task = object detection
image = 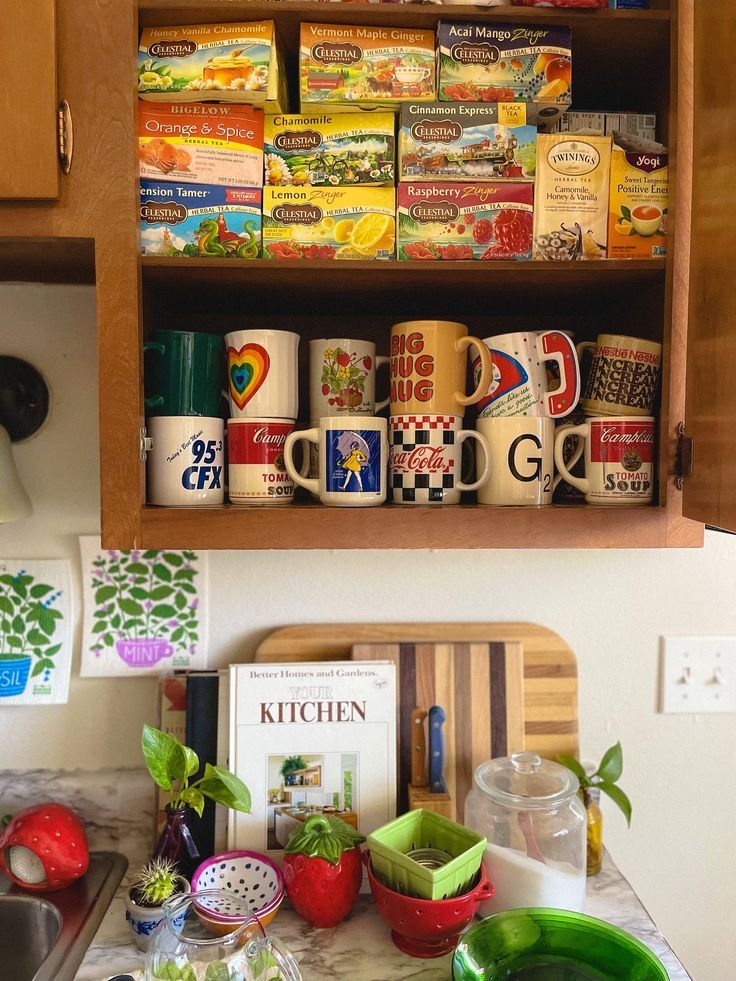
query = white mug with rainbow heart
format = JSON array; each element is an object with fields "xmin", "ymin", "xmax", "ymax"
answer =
[{"xmin": 225, "ymin": 329, "xmax": 299, "ymax": 419}]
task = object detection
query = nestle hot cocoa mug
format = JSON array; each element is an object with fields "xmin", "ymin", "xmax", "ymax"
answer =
[
  {"xmin": 577, "ymin": 334, "xmax": 662, "ymax": 416},
  {"xmin": 227, "ymin": 418, "xmax": 295, "ymax": 505}
]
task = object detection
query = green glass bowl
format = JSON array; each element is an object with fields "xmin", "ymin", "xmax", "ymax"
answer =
[{"xmin": 452, "ymin": 908, "xmax": 669, "ymax": 980}]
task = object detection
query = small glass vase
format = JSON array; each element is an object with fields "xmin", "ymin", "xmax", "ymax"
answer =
[
  {"xmin": 153, "ymin": 805, "xmax": 201, "ymax": 880},
  {"xmin": 585, "ymin": 789, "xmax": 603, "ymax": 876}
]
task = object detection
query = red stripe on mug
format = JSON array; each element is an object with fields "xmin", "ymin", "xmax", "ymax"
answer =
[
  {"xmin": 589, "ymin": 418, "xmax": 654, "ymax": 465},
  {"xmin": 227, "ymin": 420, "xmax": 295, "ymax": 465}
]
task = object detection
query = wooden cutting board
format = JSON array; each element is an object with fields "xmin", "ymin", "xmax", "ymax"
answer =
[{"xmin": 353, "ymin": 642, "xmax": 525, "ymax": 819}]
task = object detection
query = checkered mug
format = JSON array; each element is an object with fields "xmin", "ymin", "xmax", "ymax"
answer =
[{"xmin": 389, "ymin": 415, "xmax": 490, "ymax": 505}]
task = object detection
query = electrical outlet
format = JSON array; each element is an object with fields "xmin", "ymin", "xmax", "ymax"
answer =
[{"xmin": 660, "ymin": 637, "xmax": 736, "ymax": 713}]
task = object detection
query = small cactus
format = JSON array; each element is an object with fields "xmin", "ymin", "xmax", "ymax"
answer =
[{"xmin": 133, "ymin": 857, "xmax": 180, "ymax": 907}]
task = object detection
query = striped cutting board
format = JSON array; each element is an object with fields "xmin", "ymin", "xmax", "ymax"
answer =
[{"xmin": 353, "ymin": 642, "xmax": 525, "ymax": 820}]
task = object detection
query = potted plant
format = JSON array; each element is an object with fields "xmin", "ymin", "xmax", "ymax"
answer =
[
  {"xmin": 0, "ymin": 568, "xmax": 63, "ymax": 697},
  {"xmin": 124, "ymin": 857, "xmax": 190, "ymax": 951},
  {"xmin": 556, "ymin": 742, "xmax": 632, "ymax": 876},
  {"xmin": 279, "ymin": 755, "xmax": 308, "ymax": 787}
]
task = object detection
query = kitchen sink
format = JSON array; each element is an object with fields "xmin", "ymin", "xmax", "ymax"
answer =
[{"xmin": 0, "ymin": 850, "xmax": 128, "ymax": 981}]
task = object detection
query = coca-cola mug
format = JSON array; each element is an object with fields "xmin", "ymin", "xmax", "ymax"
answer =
[
  {"xmin": 389, "ymin": 415, "xmax": 490, "ymax": 505},
  {"xmin": 554, "ymin": 415, "xmax": 656, "ymax": 506},
  {"xmin": 227, "ymin": 418, "xmax": 295, "ymax": 505}
]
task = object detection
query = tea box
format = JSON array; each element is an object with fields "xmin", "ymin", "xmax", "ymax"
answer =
[
  {"xmin": 397, "ymin": 182, "xmax": 534, "ymax": 260},
  {"xmin": 533, "ymin": 133, "xmax": 612, "ymax": 260},
  {"xmin": 437, "ymin": 22, "xmax": 572, "ymax": 110},
  {"xmin": 139, "ymin": 180, "xmax": 261, "ymax": 258},
  {"xmin": 399, "ymin": 102, "xmax": 536, "ymax": 182},
  {"xmin": 137, "ymin": 21, "xmax": 287, "ymax": 111},
  {"xmin": 264, "ymin": 111, "xmax": 396, "ymax": 187},
  {"xmin": 552, "ymin": 111, "xmax": 656, "ymax": 141},
  {"xmin": 263, "ymin": 186, "xmax": 396, "ymax": 260},
  {"xmin": 608, "ymin": 140, "xmax": 668, "ymax": 259},
  {"xmin": 299, "ymin": 23, "xmax": 436, "ymax": 109},
  {"xmin": 139, "ymin": 102, "xmax": 264, "ymax": 188}
]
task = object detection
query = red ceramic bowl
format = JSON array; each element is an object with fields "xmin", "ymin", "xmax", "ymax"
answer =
[{"xmin": 366, "ymin": 856, "xmax": 493, "ymax": 958}]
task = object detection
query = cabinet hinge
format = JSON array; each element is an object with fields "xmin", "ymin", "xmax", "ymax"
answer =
[
  {"xmin": 140, "ymin": 427, "xmax": 153, "ymax": 462},
  {"xmin": 57, "ymin": 100, "xmax": 73, "ymax": 174},
  {"xmin": 675, "ymin": 421, "xmax": 693, "ymax": 490}
]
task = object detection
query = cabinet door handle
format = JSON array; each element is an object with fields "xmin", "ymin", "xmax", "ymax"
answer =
[{"xmin": 57, "ymin": 99, "xmax": 74, "ymax": 175}]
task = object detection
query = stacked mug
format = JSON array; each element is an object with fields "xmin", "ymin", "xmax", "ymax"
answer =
[
  {"xmin": 145, "ymin": 329, "xmax": 226, "ymax": 507},
  {"xmin": 284, "ymin": 339, "xmax": 390, "ymax": 507},
  {"xmin": 225, "ymin": 329, "xmax": 300, "ymax": 505}
]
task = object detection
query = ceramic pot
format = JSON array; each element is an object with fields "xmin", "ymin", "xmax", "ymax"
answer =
[{"xmin": 125, "ymin": 876, "xmax": 190, "ymax": 951}]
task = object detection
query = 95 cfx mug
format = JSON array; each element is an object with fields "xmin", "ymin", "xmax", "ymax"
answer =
[
  {"xmin": 225, "ymin": 329, "xmax": 299, "ymax": 419},
  {"xmin": 309, "ymin": 338, "xmax": 389, "ymax": 418},
  {"xmin": 147, "ymin": 417, "xmax": 224, "ymax": 507},
  {"xmin": 577, "ymin": 334, "xmax": 662, "ymax": 416}
]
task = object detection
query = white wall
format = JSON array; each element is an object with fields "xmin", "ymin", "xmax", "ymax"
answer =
[{"xmin": 1, "ymin": 284, "xmax": 732, "ymax": 979}]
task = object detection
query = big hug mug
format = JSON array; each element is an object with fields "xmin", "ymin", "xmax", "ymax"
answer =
[{"xmin": 225, "ymin": 329, "xmax": 299, "ymax": 419}]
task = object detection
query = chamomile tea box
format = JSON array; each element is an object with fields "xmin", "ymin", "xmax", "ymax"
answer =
[
  {"xmin": 137, "ymin": 21, "xmax": 287, "ymax": 111},
  {"xmin": 263, "ymin": 186, "xmax": 396, "ymax": 260},
  {"xmin": 608, "ymin": 139, "xmax": 668, "ymax": 259},
  {"xmin": 264, "ymin": 111, "xmax": 396, "ymax": 187},
  {"xmin": 139, "ymin": 180, "xmax": 261, "ymax": 259}
]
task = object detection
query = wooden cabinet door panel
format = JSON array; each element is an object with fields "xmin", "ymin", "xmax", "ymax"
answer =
[{"xmin": 0, "ymin": 0, "xmax": 59, "ymax": 199}]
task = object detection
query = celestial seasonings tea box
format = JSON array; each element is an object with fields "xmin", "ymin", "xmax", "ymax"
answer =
[
  {"xmin": 264, "ymin": 111, "xmax": 396, "ymax": 187},
  {"xmin": 608, "ymin": 140, "xmax": 668, "ymax": 259}
]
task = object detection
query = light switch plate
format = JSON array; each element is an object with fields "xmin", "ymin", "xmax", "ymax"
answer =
[{"xmin": 660, "ymin": 636, "xmax": 736, "ymax": 713}]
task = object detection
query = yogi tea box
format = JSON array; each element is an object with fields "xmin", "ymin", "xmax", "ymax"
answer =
[
  {"xmin": 263, "ymin": 186, "xmax": 396, "ymax": 260},
  {"xmin": 137, "ymin": 21, "xmax": 287, "ymax": 111},
  {"xmin": 397, "ymin": 182, "xmax": 533, "ymax": 261},
  {"xmin": 300, "ymin": 23, "xmax": 436, "ymax": 110},
  {"xmin": 140, "ymin": 181, "xmax": 261, "ymax": 259},
  {"xmin": 608, "ymin": 140, "xmax": 668, "ymax": 259},
  {"xmin": 437, "ymin": 22, "xmax": 572, "ymax": 114},
  {"xmin": 139, "ymin": 102, "xmax": 264, "ymax": 188},
  {"xmin": 399, "ymin": 102, "xmax": 536, "ymax": 182}
]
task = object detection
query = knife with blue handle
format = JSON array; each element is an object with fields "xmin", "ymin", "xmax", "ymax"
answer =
[{"xmin": 428, "ymin": 705, "xmax": 447, "ymax": 794}]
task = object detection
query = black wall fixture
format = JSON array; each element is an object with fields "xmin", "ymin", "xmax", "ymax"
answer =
[{"xmin": 0, "ymin": 356, "xmax": 49, "ymax": 442}]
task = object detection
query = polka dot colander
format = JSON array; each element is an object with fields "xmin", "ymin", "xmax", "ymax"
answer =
[{"xmin": 191, "ymin": 851, "xmax": 284, "ymax": 922}]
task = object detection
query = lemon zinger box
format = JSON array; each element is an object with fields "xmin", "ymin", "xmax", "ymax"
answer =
[
  {"xmin": 608, "ymin": 140, "xmax": 668, "ymax": 259},
  {"xmin": 263, "ymin": 187, "xmax": 396, "ymax": 260},
  {"xmin": 138, "ymin": 21, "xmax": 286, "ymax": 110}
]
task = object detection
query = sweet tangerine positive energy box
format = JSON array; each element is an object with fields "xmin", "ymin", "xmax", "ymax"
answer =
[
  {"xmin": 608, "ymin": 143, "xmax": 668, "ymax": 259},
  {"xmin": 397, "ymin": 182, "xmax": 533, "ymax": 260},
  {"xmin": 263, "ymin": 186, "xmax": 396, "ymax": 260}
]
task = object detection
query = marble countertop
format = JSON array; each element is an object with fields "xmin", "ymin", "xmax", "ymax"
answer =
[{"xmin": 76, "ymin": 851, "xmax": 690, "ymax": 981}]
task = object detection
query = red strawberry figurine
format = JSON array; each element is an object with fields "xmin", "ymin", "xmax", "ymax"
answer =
[
  {"xmin": 0, "ymin": 802, "xmax": 89, "ymax": 892},
  {"xmin": 283, "ymin": 815, "xmax": 365, "ymax": 928}
]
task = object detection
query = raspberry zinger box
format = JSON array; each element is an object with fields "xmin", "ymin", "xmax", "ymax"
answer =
[{"xmin": 398, "ymin": 182, "xmax": 533, "ymax": 260}]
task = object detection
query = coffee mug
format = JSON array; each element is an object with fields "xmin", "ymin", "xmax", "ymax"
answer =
[
  {"xmin": 577, "ymin": 334, "xmax": 662, "ymax": 416},
  {"xmin": 225, "ymin": 329, "xmax": 299, "ymax": 418},
  {"xmin": 144, "ymin": 329, "xmax": 224, "ymax": 418},
  {"xmin": 554, "ymin": 415, "xmax": 655, "ymax": 506},
  {"xmin": 389, "ymin": 415, "xmax": 490, "ymax": 505},
  {"xmin": 228, "ymin": 418, "xmax": 295, "ymax": 505},
  {"xmin": 389, "ymin": 320, "xmax": 492, "ymax": 416},
  {"xmin": 284, "ymin": 416, "xmax": 388, "ymax": 507},
  {"xmin": 310, "ymin": 339, "xmax": 389, "ymax": 418},
  {"xmin": 473, "ymin": 330, "xmax": 580, "ymax": 419},
  {"xmin": 147, "ymin": 416, "xmax": 224, "ymax": 506}
]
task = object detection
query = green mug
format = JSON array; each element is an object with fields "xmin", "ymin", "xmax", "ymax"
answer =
[{"xmin": 144, "ymin": 329, "xmax": 224, "ymax": 418}]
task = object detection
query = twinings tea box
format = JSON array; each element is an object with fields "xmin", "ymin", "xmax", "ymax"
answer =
[
  {"xmin": 263, "ymin": 186, "xmax": 396, "ymax": 260},
  {"xmin": 299, "ymin": 23, "xmax": 436, "ymax": 110},
  {"xmin": 137, "ymin": 21, "xmax": 287, "ymax": 110},
  {"xmin": 139, "ymin": 102, "xmax": 264, "ymax": 188},
  {"xmin": 139, "ymin": 180, "xmax": 261, "ymax": 258},
  {"xmin": 399, "ymin": 102, "xmax": 536, "ymax": 182},
  {"xmin": 264, "ymin": 111, "xmax": 396, "ymax": 187},
  {"xmin": 397, "ymin": 182, "xmax": 533, "ymax": 260},
  {"xmin": 608, "ymin": 142, "xmax": 668, "ymax": 259},
  {"xmin": 437, "ymin": 22, "xmax": 572, "ymax": 110},
  {"xmin": 533, "ymin": 133, "xmax": 612, "ymax": 260}
]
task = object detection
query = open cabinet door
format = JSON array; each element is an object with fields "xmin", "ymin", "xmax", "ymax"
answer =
[{"xmin": 682, "ymin": 4, "xmax": 736, "ymax": 530}]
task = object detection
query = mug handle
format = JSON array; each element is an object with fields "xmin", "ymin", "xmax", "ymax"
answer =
[
  {"xmin": 143, "ymin": 342, "xmax": 166, "ymax": 410},
  {"xmin": 553, "ymin": 422, "xmax": 590, "ymax": 494},
  {"xmin": 144, "ymin": 395, "xmax": 164, "ymax": 409},
  {"xmin": 284, "ymin": 429, "xmax": 319, "ymax": 495},
  {"xmin": 456, "ymin": 430, "xmax": 491, "ymax": 492},
  {"xmin": 374, "ymin": 355, "xmax": 390, "ymax": 413},
  {"xmin": 538, "ymin": 331, "xmax": 580, "ymax": 418},
  {"xmin": 576, "ymin": 340, "xmax": 596, "ymax": 392},
  {"xmin": 552, "ymin": 425, "xmax": 585, "ymax": 491},
  {"xmin": 456, "ymin": 336, "xmax": 492, "ymax": 408}
]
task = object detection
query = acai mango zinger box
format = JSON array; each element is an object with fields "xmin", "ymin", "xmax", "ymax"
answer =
[{"xmin": 139, "ymin": 180, "xmax": 261, "ymax": 259}]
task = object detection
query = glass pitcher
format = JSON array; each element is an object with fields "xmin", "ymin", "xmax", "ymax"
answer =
[{"xmin": 145, "ymin": 889, "xmax": 302, "ymax": 981}]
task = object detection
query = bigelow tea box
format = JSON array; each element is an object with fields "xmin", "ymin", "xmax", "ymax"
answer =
[
  {"xmin": 399, "ymin": 102, "xmax": 536, "ymax": 182},
  {"xmin": 264, "ymin": 111, "xmax": 396, "ymax": 187},
  {"xmin": 263, "ymin": 186, "xmax": 396, "ymax": 260},
  {"xmin": 397, "ymin": 182, "xmax": 533, "ymax": 260},
  {"xmin": 137, "ymin": 21, "xmax": 287, "ymax": 110},
  {"xmin": 437, "ymin": 22, "xmax": 572, "ymax": 110},
  {"xmin": 608, "ymin": 142, "xmax": 668, "ymax": 259},
  {"xmin": 299, "ymin": 23, "xmax": 436, "ymax": 110},
  {"xmin": 139, "ymin": 180, "xmax": 261, "ymax": 258},
  {"xmin": 139, "ymin": 102, "xmax": 264, "ymax": 188}
]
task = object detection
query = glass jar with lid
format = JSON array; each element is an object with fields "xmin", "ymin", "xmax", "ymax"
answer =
[{"xmin": 464, "ymin": 752, "xmax": 586, "ymax": 917}]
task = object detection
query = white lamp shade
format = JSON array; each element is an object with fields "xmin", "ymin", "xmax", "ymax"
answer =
[{"xmin": 0, "ymin": 424, "xmax": 32, "ymax": 522}]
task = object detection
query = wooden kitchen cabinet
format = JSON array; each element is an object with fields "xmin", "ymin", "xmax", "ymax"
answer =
[{"xmin": 0, "ymin": 0, "xmax": 732, "ymax": 549}]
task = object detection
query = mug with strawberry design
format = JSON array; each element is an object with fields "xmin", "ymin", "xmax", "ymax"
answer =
[{"xmin": 310, "ymin": 338, "xmax": 389, "ymax": 418}]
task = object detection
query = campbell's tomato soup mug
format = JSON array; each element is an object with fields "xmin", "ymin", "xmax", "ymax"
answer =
[{"xmin": 227, "ymin": 418, "xmax": 295, "ymax": 505}]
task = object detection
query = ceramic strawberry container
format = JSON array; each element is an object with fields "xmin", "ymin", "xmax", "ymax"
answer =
[{"xmin": 0, "ymin": 801, "xmax": 89, "ymax": 892}]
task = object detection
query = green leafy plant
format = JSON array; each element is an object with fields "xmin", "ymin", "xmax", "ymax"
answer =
[
  {"xmin": 0, "ymin": 569, "xmax": 63, "ymax": 678},
  {"xmin": 279, "ymin": 755, "xmax": 308, "ymax": 780},
  {"xmin": 132, "ymin": 857, "xmax": 182, "ymax": 907},
  {"xmin": 142, "ymin": 724, "xmax": 251, "ymax": 818},
  {"xmin": 556, "ymin": 741, "xmax": 632, "ymax": 826},
  {"xmin": 284, "ymin": 815, "xmax": 365, "ymax": 865}
]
